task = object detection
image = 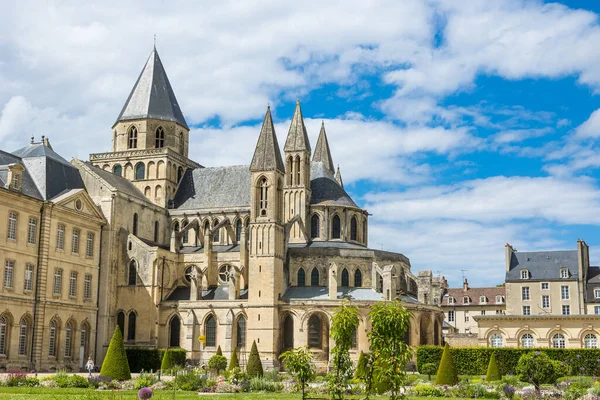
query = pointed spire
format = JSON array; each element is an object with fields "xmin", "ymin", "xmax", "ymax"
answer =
[
  {"xmin": 114, "ymin": 47, "xmax": 188, "ymax": 129},
  {"xmin": 312, "ymin": 121, "xmax": 335, "ymax": 173},
  {"xmin": 335, "ymin": 165, "xmax": 344, "ymax": 188},
  {"xmin": 284, "ymin": 100, "xmax": 311, "ymax": 153},
  {"xmin": 250, "ymin": 106, "xmax": 285, "ymax": 172}
]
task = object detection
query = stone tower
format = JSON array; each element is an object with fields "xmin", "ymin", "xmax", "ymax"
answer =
[
  {"xmin": 89, "ymin": 46, "xmax": 200, "ymax": 207},
  {"xmin": 283, "ymin": 100, "xmax": 311, "ymax": 243},
  {"xmin": 247, "ymin": 106, "xmax": 286, "ymax": 365}
]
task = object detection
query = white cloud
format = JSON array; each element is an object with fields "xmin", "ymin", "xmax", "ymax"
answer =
[{"xmin": 575, "ymin": 109, "xmax": 600, "ymax": 139}]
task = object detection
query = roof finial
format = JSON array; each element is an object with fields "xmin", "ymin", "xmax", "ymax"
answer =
[
  {"xmin": 153, "ymin": 34, "xmax": 156, "ymax": 49},
  {"xmin": 30, "ymin": 136, "xmax": 34, "ymax": 144}
]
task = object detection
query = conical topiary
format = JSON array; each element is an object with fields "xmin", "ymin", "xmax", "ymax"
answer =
[
  {"xmin": 246, "ymin": 340, "xmax": 263, "ymax": 377},
  {"xmin": 216, "ymin": 345, "xmax": 223, "ymax": 356},
  {"xmin": 161, "ymin": 348, "xmax": 174, "ymax": 371},
  {"xmin": 485, "ymin": 352, "xmax": 502, "ymax": 382},
  {"xmin": 228, "ymin": 348, "xmax": 239, "ymax": 371},
  {"xmin": 100, "ymin": 326, "xmax": 131, "ymax": 381},
  {"xmin": 434, "ymin": 343, "xmax": 458, "ymax": 385}
]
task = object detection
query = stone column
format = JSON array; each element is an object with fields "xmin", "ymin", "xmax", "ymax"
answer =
[{"xmin": 329, "ymin": 262, "xmax": 338, "ymax": 300}]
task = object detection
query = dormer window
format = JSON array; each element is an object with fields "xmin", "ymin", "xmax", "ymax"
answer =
[
  {"xmin": 496, "ymin": 295, "xmax": 503, "ymax": 304},
  {"xmin": 12, "ymin": 173, "xmax": 20, "ymax": 189},
  {"xmin": 463, "ymin": 296, "xmax": 470, "ymax": 304},
  {"xmin": 480, "ymin": 296, "xmax": 486, "ymax": 303},
  {"xmin": 595, "ymin": 289, "xmax": 600, "ymax": 299},
  {"xmin": 7, "ymin": 163, "xmax": 24, "ymax": 192},
  {"xmin": 560, "ymin": 268, "xmax": 569, "ymax": 279},
  {"xmin": 520, "ymin": 269, "xmax": 529, "ymax": 279},
  {"xmin": 448, "ymin": 296, "xmax": 455, "ymax": 304}
]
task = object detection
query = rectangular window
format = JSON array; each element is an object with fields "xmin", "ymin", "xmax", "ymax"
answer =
[
  {"xmin": 522, "ymin": 286, "xmax": 530, "ymax": 301},
  {"xmin": 562, "ymin": 305, "xmax": 570, "ymax": 315},
  {"xmin": 84, "ymin": 274, "xmax": 92, "ymax": 300},
  {"xmin": 72, "ymin": 229, "xmax": 80, "ymax": 254},
  {"xmin": 448, "ymin": 311, "xmax": 455, "ymax": 322},
  {"xmin": 53, "ymin": 269, "xmax": 62, "ymax": 295},
  {"xmin": 595, "ymin": 289, "xmax": 600, "ymax": 299},
  {"xmin": 448, "ymin": 297, "xmax": 454, "ymax": 304},
  {"xmin": 86, "ymin": 232, "xmax": 94, "ymax": 257},
  {"xmin": 481, "ymin": 310, "xmax": 486, "ymax": 315},
  {"xmin": 595, "ymin": 306, "xmax": 600, "ymax": 315},
  {"xmin": 542, "ymin": 295, "xmax": 550, "ymax": 308},
  {"xmin": 27, "ymin": 217, "xmax": 37, "ymax": 244},
  {"xmin": 561, "ymin": 285, "xmax": 570, "ymax": 300},
  {"xmin": 521, "ymin": 270, "xmax": 528, "ymax": 279},
  {"xmin": 523, "ymin": 306, "xmax": 531, "ymax": 315},
  {"xmin": 4, "ymin": 260, "xmax": 14, "ymax": 288},
  {"xmin": 57, "ymin": 225, "xmax": 65, "ymax": 250},
  {"xmin": 69, "ymin": 272, "xmax": 77, "ymax": 297},
  {"xmin": 7, "ymin": 212, "xmax": 17, "ymax": 240},
  {"xmin": 561, "ymin": 269, "xmax": 569, "ymax": 278},
  {"xmin": 24, "ymin": 264, "xmax": 33, "ymax": 291},
  {"xmin": 464, "ymin": 311, "xmax": 469, "ymax": 322},
  {"xmin": 496, "ymin": 295, "xmax": 503, "ymax": 303},
  {"xmin": 541, "ymin": 282, "xmax": 549, "ymax": 290},
  {"xmin": 480, "ymin": 296, "xmax": 486, "ymax": 303}
]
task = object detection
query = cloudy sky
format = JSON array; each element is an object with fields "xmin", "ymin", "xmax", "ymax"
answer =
[{"xmin": 2, "ymin": 0, "xmax": 600, "ymax": 287}]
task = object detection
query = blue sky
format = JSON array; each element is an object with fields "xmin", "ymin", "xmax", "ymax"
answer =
[{"xmin": 1, "ymin": 1, "xmax": 600, "ymax": 287}]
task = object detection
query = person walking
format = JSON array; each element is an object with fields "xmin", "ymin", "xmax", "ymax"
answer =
[{"xmin": 85, "ymin": 356, "xmax": 95, "ymax": 377}]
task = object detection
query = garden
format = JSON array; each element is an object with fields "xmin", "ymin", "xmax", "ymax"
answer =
[{"xmin": 3, "ymin": 302, "xmax": 600, "ymax": 399}]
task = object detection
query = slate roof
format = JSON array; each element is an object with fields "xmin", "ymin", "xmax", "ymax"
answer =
[
  {"xmin": 442, "ymin": 286, "xmax": 505, "ymax": 306},
  {"xmin": 165, "ymin": 286, "xmax": 248, "ymax": 301},
  {"xmin": 81, "ymin": 162, "xmax": 147, "ymax": 201},
  {"xmin": 312, "ymin": 122, "xmax": 335, "ymax": 173},
  {"xmin": 310, "ymin": 162, "xmax": 358, "ymax": 207},
  {"xmin": 178, "ymin": 244, "xmax": 241, "ymax": 254},
  {"xmin": 250, "ymin": 107, "xmax": 285, "ymax": 172},
  {"xmin": 335, "ymin": 166, "xmax": 344, "ymax": 188},
  {"xmin": 281, "ymin": 287, "xmax": 419, "ymax": 303},
  {"xmin": 284, "ymin": 100, "xmax": 311, "ymax": 153},
  {"xmin": 506, "ymin": 250, "xmax": 579, "ymax": 281},
  {"xmin": 114, "ymin": 47, "xmax": 188, "ymax": 129},
  {"xmin": 585, "ymin": 266, "xmax": 600, "ymax": 303},
  {"xmin": 0, "ymin": 150, "xmax": 42, "ymax": 199}
]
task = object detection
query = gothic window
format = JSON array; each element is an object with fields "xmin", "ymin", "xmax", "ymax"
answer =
[
  {"xmin": 287, "ymin": 156, "xmax": 293, "ymax": 185},
  {"xmin": 311, "ymin": 268, "xmax": 319, "ymax": 286},
  {"xmin": 169, "ymin": 315, "xmax": 181, "ymax": 347},
  {"xmin": 259, "ymin": 178, "xmax": 268, "ymax": 217},
  {"xmin": 117, "ymin": 312, "xmax": 125, "ymax": 336},
  {"xmin": 182, "ymin": 221, "xmax": 189, "ymax": 244},
  {"xmin": 213, "ymin": 219, "xmax": 220, "ymax": 242},
  {"xmin": 177, "ymin": 167, "xmax": 184, "ymax": 183},
  {"xmin": 332, "ymin": 215, "xmax": 341, "ymax": 239},
  {"xmin": 18, "ymin": 317, "xmax": 28, "ymax": 356},
  {"xmin": 48, "ymin": 319, "xmax": 57, "ymax": 356},
  {"xmin": 113, "ymin": 164, "xmax": 122, "ymax": 177},
  {"xmin": 135, "ymin": 162, "xmax": 145, "ymax": 180},
  {"xmin": 308, "ymin": 315, "xmax": 322, "ymax": 348},
  {"xmin": 64, "ymin": 321, "xmax": 73, "ymax": 358},
  {"xmin": 128, "ymin": 260, "xmax": 137, "ymax": 286},
  {"xmin": 354, "ymin": 269, "xmax": 363, "ymax": 288},
  {"xmin": 0, "ymin": 316, "xmax": 7, "ymax": 356},
  {"xmin": 154, "ymin": 221, "xmax": 159, "ymax": 243},
  {"xmin": 174, "ymin": 221, "xmax": 180, "ymax": 233},
  {"xmin": 295, "ymin": 155, "xmax": 301, "ymax": 185},
  {"xmin": 311, "ymin": 214, "xmax": 320, "ymax": 239},
  {"xmin": 155, "ymin": 127, "xmax": 165, "ymax": 148},
  {"xmin": 341, "ymin": 268, "xmax": 349, "ymax": 287},
  {"xmin": 297, "ymin": 268, "xmax": 305, "ymax": 287},
  {"xmin": 127, "ymin": 312, "xmax": 136, "ymax": 341},
  {"xmin": 205, "ymin": 315, "xmax": 216, "ymax": 347},
  {"xmin": 219, "ymin": 265, "xmax": 232, "ymax": 283},
  {"xmin": 128, "ymin": 126, "xmax": 138, "ymax": 149},
  {"xmin": 236, "ymin": 219, "xmax": 243, "ymax": 242},
  {"xmin": 132, "ymin": 213, "xmax": 138, "ymax": 236},
  {"xmin": 236, "ymin": 316, "xmax": 247, "ymax": 349},
  {"xmin": 350, "ymin": 216, "xmax": 358, "ymax": 241},
  {"xmin": 203, "ymin": 220, "xmax": 209, "ymax": 236}
]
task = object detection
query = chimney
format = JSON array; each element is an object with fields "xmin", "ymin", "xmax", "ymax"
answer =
[
  {"xmin": 463, "ymin": 278, "xmax": 469, "ymax": 291},
  {"xmin": 505, "ymin": 243, "xmax": 515, "ymax": 272}
]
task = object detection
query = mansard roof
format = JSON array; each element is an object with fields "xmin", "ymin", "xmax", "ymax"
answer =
[
  {"xmin": 114, "ymin": 47, "xmax": 188, "ymax": 129},
  {"xmin": 312, "ymin": 122, "xmax": 335, "ymax": 173},
  {"xmin": 250, "ymin": 106, "xmax": 285, "ymax": 172},
  {"xmin": 284, "ymin": 100, "xmax": 311, "ymax": 153},
  {"xmin": 506, "ymin": 250, "xmax": 579, "ymax": 281}
]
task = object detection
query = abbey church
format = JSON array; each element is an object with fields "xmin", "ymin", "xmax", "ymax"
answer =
[{"xmin": 0, "ymin": 47, "xmax": 444, "ymax": 372}]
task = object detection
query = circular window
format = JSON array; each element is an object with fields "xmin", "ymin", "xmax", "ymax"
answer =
[
  {"xmin": 75, "ymin": 199, "xmax": 83, "ymax": 211},
  {"xmin": 219, "ymin": 265, "xmax": 232, "ymax": 283},
  {"xmin": 184, "ymin": 266, "xmax": 194, "ymax": 284}
]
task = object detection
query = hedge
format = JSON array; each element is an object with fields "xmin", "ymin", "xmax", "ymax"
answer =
[
  {"xmin": 417, "ymin": 346, "xmax": 600, "ymax": 376},
  {"xmin": 125, "ymin": 348, "xmax": 187, "ymax": 372}
]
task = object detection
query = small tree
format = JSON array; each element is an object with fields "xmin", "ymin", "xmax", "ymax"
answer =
[
  {"xmin": 161, "ymin": 348, "xmax": 174, "ymax": 372},
  {"xmin": 280, "ymin": 346, "xmax": 316, "ymax": 400},
  {"xmin": 435, "ymin": 343, "xmax": 458, "ymax": 385},
  {"xmin": 485, "ymin": 352, "xmax": 501, "ymax": 382},
  {"xmin": 100, "ymin": 326, "xmax": 131, "ymax": 381},
  {"xmin": 246, "ymin": 340, "xmax": 263, "ymax": 377},
  {"xmin": 368, "ymin": 301, "xmax": 413, "ymax": 400},
  {"xmin": 208, "ymin": 354, "xmax": 227, "ymax": 374},
  {"xmin": 516, "ymin": 352, "xmax": 557, "ymax": 392},
  {"xmin": 328, "ymin": 302, "xmax": 360, "ymax": 400},
  {"xmin": 216, "ymin": 345, "xmax": 223, "ymax": 356},
  {"xmin": 228, "ymin": 348, "xmax": 239, "ymax": 371},
  {"xmin": 421, "ymin": 363, "xmax": 437, "ymax": 381}
]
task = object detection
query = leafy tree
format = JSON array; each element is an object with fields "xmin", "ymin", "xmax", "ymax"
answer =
[
  {"xmin": 328, "ymin": 302, "xmax": 360, "ymax": 400},
  {"xmin": 208, "ymin": 354, "xmax": 227, "ymax": 374},
  {"xmin": 246, "ymin": 340, "xmax": 263, "ymax": 377},
  {"xmin": 421, "ymin": 363, "xmax": 437, "ymax": 381},
  {"xmin": 435, "ymin": 343, "xmax": 458, "ymax": 385},
  {"xmin": 100, "ymin": 326, "xmax": 131, "ymax": 381},
  {"xmin": 368, "ymin": 300, "xmax": 413, "ymax": 400},
  {"xmin": 485, "ymin": 352, "xmax": 501, "ymax": 382},
  {"xmin": 216, "ymin": 345, "xmax": 223, "ymax": 356},
  {"xmin": 516, "ymin": 351, "xmax": 564, "ymax": 392},
  {"xmin": 228, "ymin": 348, "xmax": 239, "ymax": 371},
  {"xmin": 280, "ymin": 346, "xmax": 316, "ymax": 400}
]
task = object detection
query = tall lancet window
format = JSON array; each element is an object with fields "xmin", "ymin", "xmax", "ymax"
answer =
[
  {"xmin": 259, "ymin": 178, "xmax": 268, "ymax": 216},
  {"xmin": 295, "ymin": 156, "xmax": 301, "ymax": 185},
  {"xmin": 155, "ymin": 127, "xmax": 165, "ymax": 148},
  {"xmin": 128, "ymin": 126, "xmax": 138, "ymax": 149}
]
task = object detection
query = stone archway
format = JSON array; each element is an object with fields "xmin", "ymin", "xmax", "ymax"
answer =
[
  {"xmin": 306, "ymin": 312, "xmax": 330, "ymax": 364},
  {"xmin": 281, "ymin": 314, "xmax": 294, "ymax": 352},
  {"xmin": 419, "ymin": 314, "xmax": 432, "ymax": 345},
  {"xmin": 169, "ymin": 315, "xmax": 181, "ymax": 347}
]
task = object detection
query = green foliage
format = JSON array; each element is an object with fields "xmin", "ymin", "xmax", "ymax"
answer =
[
  {"xmin": 516, "ymin": 352, "xmax": 558, "ymax": 390},
  {"xmin": 368, "ymin": 300, "xmax": 413, "ymax": 400},
  {"xmin": 226, "ymin": 367, "xmax": 248, "ymax": 385},
  {"xmin": 172, "ymin": 369, "xmax": 208, "ymax": 391},
  {"xmin": 486, "ymin": 352, "xmax": 502, "ymax": 382},
  {"xmin": 435, "ymin": 343, "xmax": 459, "ymax": 385},
  {"xmin": 99, "ymin": 326, "xmax": 131, "ymax": 381},
  {"xmin": 246, "ymin": 340, "xmax": 264, "ymax": 378},
  {"xmin": 249, "ymin": 377, "xmax": 284, "ymax": 392},
  {"xmin": 208, "ymin": 354, "xmax": 228, "ymax": 373},
  {"xmin": 355, "ymin": 351, "xmax": 368, "ymax": 380},
  {"xmin": 280, "ymin": 346, "xmax": 316, "ymax": 400},
  {"xmin": 420, "ymin": 363, "xmax": 437, "ymax": 380},
  {"xmin": 126, "ymin": 347, "xmax": 186, "ymax": 372},
  {"xmin": 216, "ymin": 345, "xmax": 223, "ymax": 356},
  {"xmin": 4, "ymin": 370, "xmax": 39, "ymax": 387},
  {"xmin": 228, "ymin": 348, "xmax": 239, "ymax": 371},
  {"xmin": 411, "ymin": 383, "xmax": 445, "ymax": 397},
  {"xmin": 328, "ymin": 302, "xmax": 360, "ymax": 400},
  {"xmin": 449, "ymin": 383, "xmax": 500, "ymax": 399},
  {"xmin": 135, "ymin": 371, "xmax": 158, "ymax": 390},
  {"xmin": 161, "ymin": 348, "xmax": 174, "ymax": 371}
]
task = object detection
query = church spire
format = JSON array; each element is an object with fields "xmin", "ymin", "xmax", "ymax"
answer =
[
  {"xmin": 250, "ymin": 106, "xmax": 285, "ymax": 172},
  {"xmin": 335, "ymin": 165, "xmax": 344, "ymax": 188},
  {"xmin": 284, "ymin": 100, "xmax": 311, "ymax": 153},
  {"xmin": 312, "ymin": 121, "xmax": 335, "ymax": 173},
  {"xmin": 114, "ymin": 47, "xmax": 188, "ymax": 129}
]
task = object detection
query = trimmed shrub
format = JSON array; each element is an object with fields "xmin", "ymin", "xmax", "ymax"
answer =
[
  {"xmin": 100, "ymin": 326, "xmax": 131, "ymax": 381},
  {"xmin": 126, "ymin": 348, "xmax": 186, "ymax": 372},
  {"xmin": 208, "ymin": 354, "xmax": 228, "ymax": 373},
  {"xmin": 246, "ymin": 340, "xmax": 264, "ymax": 377},
  {"xmin": 161, "ymin": 348, "xmax": 174, "ymax": 371},
  {"xmin": 486, "ymin": 352, "xmax": 501, "ymax": 382},
  {"xmin": 228, "ymin": 348, "xmax": 239, "ymax": 371},
  {"xmin": 216, "ymin": 345, "xmax": 223, "ymax": 356},
  {"xmin": 435, "ymin": 343, "xmax": 458, "ymax": 385}
]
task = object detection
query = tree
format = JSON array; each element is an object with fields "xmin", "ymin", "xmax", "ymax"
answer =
[
  {"xmin": 435, "ymin": 343, "xmax": 458, "ymax": 385},
  {"xmin": 328, "ymin": 302, "xmax": 360, "ymax": 400},
  {"xmin": 485, "ymin": 352, "xmax": 501, "ymax": 382},
  {"xmin": 160, "ymin": 348, "xmax": 174, "ymax": 371},
  {"xmin": 516, "ymin": 351, "xmax": 565, "ymax": 392},
  {"xmin": 100, "ymin": 326, "xmax": 131, "ymax": 381},
  {"xmin": 246, "ymin": 340, "xmax": 263, "ymax": 377},
  {"xmin": 208, "ymin": 354, "xmax": 227, "ymax": 374},
  {"xmin": 280, "ymin": 346, "xmax": 316, "ymax": 400},
  {"xmin": 368, "ymin": 301, "xmax": 413, "ymax": 400},
  {"xmin": 228, "ymin": 348, "xmax": 239, "ymax": 371},
  {"xmin": 421, "ymin": 363, "xmax": 437, "ymax": 381}
]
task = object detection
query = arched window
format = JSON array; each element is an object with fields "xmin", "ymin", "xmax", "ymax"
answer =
[
  {"xmin": 174, "ymin": 221, "xmax": 180, "ymax": 233},
  {"xmin": 308, "ymin": 315, "xmax": 322, "ymax": 348},
  {"xmin": 341, "ymin": 268, "xmax": 349, "ymax": 287},
  {"xmin": 354, "ymin": 269, "xmax": 363, "ymax": 288},
  {"xmin": 128, "ymin": 126, "xmax": 138, "ymax": 149},
  {"xmin": 205, "ymin": 315, "xmax": 216, "ymax": 347},
  {"xmin": 154, "ymin": 221, "xmax": 159, "ymax": 243},
  {"xmin": 179, "ymin": 132, "xmax": 184, "ymax": 154},
  {"xmin": 521, "ymin": 333, "xmax": 534, "ymax": 348},
  {"xmin": 48, "ymin": 319, "xmax": 57, "ymax": 356},
  {"xmin": 332, "ymin": 215, "xmax": 341, "ymax": 239},
  {"xmin": 18, "ymin": 317, "xmax": 28, "ymax": 356},
  {"xmin": 132, "ymin": 213, "xmax": 138, "ymax": 236},
  {"xmin": 117, "ymin": 312, "xmax": 125, "ymax": 336},
  {"xmin": 295, "ymin": 156, "xmax": 301, "ymax": 185},
  {"xmin": 169, "ymin": 316, "xmax": 181, "ymax": 347},
  {"xmin": 236, "ymin": 316, "xmax": 247, "ymax": 349},
  {"xmin": 128, "ymin": 260, "xmax": 137, "ymax": 286},
  {"xmin": 203, "ymin": 220, "xmax": 210, "ymax": 236},
  {"xmin": 182, "ymin": 221, "xmax": 189, "ymax": 244},
  {"xmin": 213, "ymin": 219, "xmax": 220, "ymax": 242},
  {"xmin": 283, "ymin": 315, "xmax": 294, "ymax": 350},
  {"xmin": 311, "ymin": 214, "xmax": 320, "ymax": 239},
  {"xmin": 585, "ymin": 333, "xmax": 598, "ymax": 349},
  {"xmin": 259, "ymin": 178, "xmax": 268, "ymax": 216},
  {"xmin": 351, "ymin": 329, "xmax": 358, "ymax": 349},
  {"xmin": 135, "ymin": 162, "xmax": 145, "ymax": 180},
  {"xmin": 113, "ymin": 165, "xmax": 122, "ymax": 177},
  {"xmin": 350, "ymin": 216, "xmax": 358, "ymax": 241},
  {"xmin": 127, "ymin": 313, "xmax": 136, "ymax": 341},
  {"xmin": 177, "ymin": 167, "xmax": 184, "ymax": 183},
  {"xmin": 0, "ymin": 316, "xmax": 7, "ymax": 356},
  {"xmin": 552, "ymin": 333, "xmax": 566, "ymax": 348},
  {"xmin": 236, "ymin": 219, "xmax": 243, "ymax": 242},
  {"xmin": 311, "ymin": 268, "xmax": 319, "ymax": 286},
  {"xmin": 64, "ymin": 321, "xmax": 73, "ymax": 357},
  {"xmin": 80, "ymin": 323, "xmax": 90, "ymax": 360},
  {"xmin": 287, "ymin": 156, "xmax": 293, "ymax": 185},
  {"xmin": 297, "ymin": 268, "xmax": 305, "ymax": 287},
  {"xmin": 490, "ymin": 333, "xmax": 503, "ymax": 348},
  {"xmin": 155, "ymin": 127, "xmax": 165, "ymax": 148}
]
